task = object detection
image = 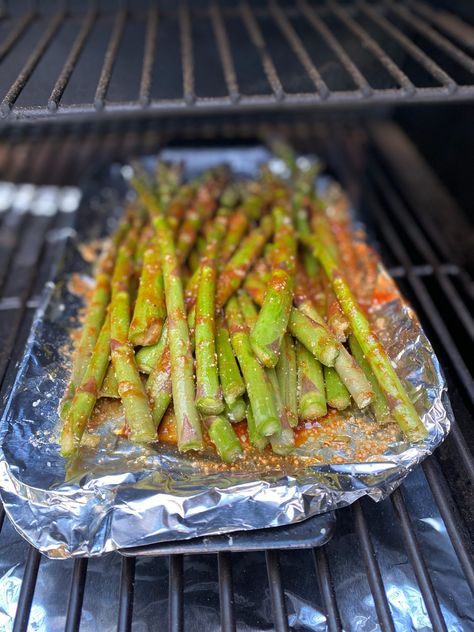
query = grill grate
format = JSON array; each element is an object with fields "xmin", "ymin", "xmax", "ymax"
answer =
[
  {"xmin": 0, "ymin": 1, "xmax": 473, "ymax": 120},
  {"xmin": 0, "ymin": 124, "xmax": 472, "ymax": 631}
]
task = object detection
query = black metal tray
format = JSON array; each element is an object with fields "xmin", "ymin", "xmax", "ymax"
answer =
[{"xmin": 120, "ymin": 511, "xmax": 336, "ymax": 557}]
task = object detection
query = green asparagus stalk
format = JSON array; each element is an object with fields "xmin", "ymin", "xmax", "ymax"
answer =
[
  {"xmin": 129, "ymin": 243, "xmax": 166, "ymax": 346},
  {"xmin": 250, "ymin": 207, "xmax": 296, "ymax": 368},
  {"xmin": 175, "ymin": 173, "xmax": 225, "ymax": 263},
  {"xmin": 246, "ymin": 260, "xmax": 340, "ymax": 368},
  {"xmin": 110, "ymin": 288, "xmax": 157, "ymax": 444},
  {"xmin": 276, "ymin": 334, "xmax": 298, "ymax": 428},
  {"xmin": 216, "ymin": 215, "xmax": 273, "ymax": 308},
  {"xmin": 246, "ymin": 404, "xmax": 269, "ymax": 450},
  {"xmin": 268, "ymin": 368, "xmax": 295, "ymax": 455},
  {"xmin": 216, "ymin": 316, "xmax": 246, "ymax": 407},
  {"xmin": 219, "ymin": 209, "xmax": 249, "ymax": 266},
  {"xmin": 146, "ymin": 328, "xmax": 172, "ymax": 427},
  {"xmin": 99, "ymin": 364, "xmax": 119, "ymax": 399},
  {"xmin": 237, "ymin": 290, "xmax": 259, "ymax": 329},
  {"xmin": 225, "ymin": 297, "xmax": 280, "ymax": 437},
  {"xmin": 288, "ymin": 309, "xmax": 339, "ymax": 368},
  {"xmin": 60, "ymin": 219, "xmax": 130, "ymax": 418},
  {"xmin": 60, "ymin": 313, "xmax": 112, "ymax": 456},
  {"xmin": 154, "ymin": 215, "xmax": 203, "ymax": 451},
  {"xmin": 206, "ymin": 415, "xmax": 243, "ymax": 463},
  {"xmin": 315, "ymin": 243, "xmax": 426, "ymax": 439},
  {"xmin": 297, "ymin": 341, "xmax": 327, "ymax": 420},
  {"xmin": 293, "ymin": 277, "xmax": 373, "ymax": 408},
  {"xmin": 135, "ymin": 320, "xmax": 168, "ymax": 373},
  {"xmin": 324, "ymin": 366, "xmax": 351, "ymax": 411},
  {"xmin": 349, "ymin": 335, "xmax": 391, "ymax": 424},
  {"xmin": 195, "ymin": 216, "xmax": 227, "ymax": 416},
  {"xmin": 224, "ymin": 397, "xmax": 247, "ymax": 423}
]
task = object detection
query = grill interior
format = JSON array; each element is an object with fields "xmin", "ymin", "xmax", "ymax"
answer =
[
  {"xmin": 0, "ymin": 0, "xmax": 473, "ymax": 120},
  {"xmin": 0, "ymin": 120, "xmax": 472, "ymax": 631}
]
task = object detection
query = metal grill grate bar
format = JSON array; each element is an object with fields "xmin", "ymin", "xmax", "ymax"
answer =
[
  {"xmin": 169, "ymin": 555, "xmax": 184, "ymax": 632},
  {"xmin": 0, "ymin": 11, "xmax": 35, "ymax": 64},
  {"xmin": 218, "ymin": 552, "xmax": 236, "ymax": 632},
  {"xmin": 12, "ymin": 547, "xmax": 42, "ymax": 632},
  {"xmin": 210, "ymin": 3, "xmax": 240, "ymax": 103},
  {"xmin": 270, "ymin": 0, "xmax": 329, "ymax": 98},
  {"xmin": 139, "ymin": 5, "xmax": 159, "ymax": 106},
  {"xmin": 313, "ymin": 547, "xmax": 342, "ymax": 632},
  {"xmin": 353, "ymin": 502, "xmax": 396, "ymax": 631},
  {"xmin": 48, "ymin": 9, "xmax": 97, "ymax": 111},
  {"xmin": 299, "ymin": 0, "xmax": 372, "ymax": 96},
  {"xmin": 65, "ymin": 559, "xmax": 89, "ymax": 632},
  {"xmin": 410, "ymin": 0, "xmax": 474, "ymax": 51},
  {"xmin": 94, "ymin": 8, "xmax": 127, "ymax": 110},
  {"xmin": 330, "ymin": 3, "xmax": 415, "ymax": 93},
  {"xmin": 1, "ymin": 11, "xmax": 65, "ymax": 115},
  {"xmin": 265, "ymin": 550, "xmax": 289, "ymax": 632},
  {"xmin": 370, "ymin": 164, "xmax": 474, "ymax": 340},
  {"xmin": 391, "ymin": 488, "xmax": 448, "ymax": 632},
  {"xmin": 0, "ymin": 2, "xmax": 471, "ymax": 118},
  {"xmin": 180, "ymin": 4, "xmax": 195, "ymax": 105},
  {"xmin": 422, "ymin": 460, "xmax": 474, "ymax": 596},
  {"xmin": 360, "ymin": 2, "xmax": 455, "ymax": 90},
  {"xmin": 117, "ymin": 557, "xmax": 136, "ymax": 632},
  {"xmin": 240, "ymin": 2, "xmax": 284, "ymax": 100},
  {"xmin": 390, "ymin": 3, "xmax": 474, "ymax": 75}
]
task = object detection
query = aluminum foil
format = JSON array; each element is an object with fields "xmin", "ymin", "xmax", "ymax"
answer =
[{"xmin": 0, "ymin": 147, "xmax": 452, "ymax": 558}]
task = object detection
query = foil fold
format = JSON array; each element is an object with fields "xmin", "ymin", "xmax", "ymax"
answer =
[{"xmin": 0, "ymin": 148, "xmax": 452, "ymax": 558}]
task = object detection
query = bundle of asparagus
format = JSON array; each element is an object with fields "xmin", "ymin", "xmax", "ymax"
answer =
[{"xmin": 60, "ymin": 151, "xmax": 426, "ymax": 463}]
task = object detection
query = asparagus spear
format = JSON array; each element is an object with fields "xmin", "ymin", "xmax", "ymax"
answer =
[
  {"xmin": 129, "ymin": 243, "xmax": 166, "ymax": 346},
  {"xmin": 349, "ymin": 335, "xmax": 391, "ymax": 424},
  {"xmin": 296, "ymin": 341, "xmax": 327, "ymax": 420},
  {"xmin": 224, "ymin": 397, "xmax": 247, "ymax": 423},
  {"xmin": 219, "ymin": 209, "xmax": 249, "ymax": 267},
  {"xmin": 315, "ymin": 243, "xmax": 426, "ymax": 439},
  {"xmin": 288, "ymin": 309, "xmax": 339, "ymax": 368},
  {"xmin": 225, "ymin": 297, "xmax": 280, "ymax": 437},
  {"xmin": 60, "ymin": 219, "xmax": 129, "ymax": 418},
  {"xmin": 135, "ymin": 320, "xmax": 168, "ymax": 373},
  {"xmin": 268, "ymin": 368, "xmax": 295, "ymax": 455},
  {"xmin": 246, "ymin": 260, "xmax": 340, "ymax": 368},
  {"xmin": 216, "ymin": 316, "xmax": 246, "ymax": 407},
  {"xmin": 146, "ymin": 328, "xmax": 172, "ymax": 428},
  {"xmin": 154, "ymin": 215, "xmax": 203, "ymax": 451},
  {"xmin": 324, "ymin": 366, "xmax": 351, "ymax": 411},
  {"xmin": 246, "ymin": 404, "xmax": 269, "ymax": 450},
  {"xmin": 312, "ymin": 205, "xmax": 350, "ymax": 341},
  {"xmin": 111, "ymin": 288, "xmax": 157, "ymax": 444},
  {"xmin": 276, "ymin": 334, "xmax": 298, "ymax": 428},
  {"xmin": 99, "ymin": 364, "xmax": 119, "ymax": 399},
  {"xmin": 250, "ymin": 206, "xmax": 296, "ymax": 368},
  {"xmin": 195, "ymin": 216, "xmax": 227, "ymax": 416},
  {"xmin": 293, "ymin": 273, "xmax": 373, "ymax": 408},
  {"xmin": 206, "ymin": 415, "xmax": 243, "ymax": 463},
  {"xmin": 216, "ymin": 215, "xmax": 273, "ymax": 308},
  {"xmin": 60, "ymin": 313, "xmax": 112, "ymax": 456},
  {"xmin": 237, "ymin": 290, "xmax": 259, "ymax": 329},
  {"xmin": 175, "ymin": 173, "xmax": 225, "ymax": 263}
]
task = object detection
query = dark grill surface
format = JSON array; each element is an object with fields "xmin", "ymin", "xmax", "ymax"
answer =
[
  {"xmin": 0, "ymin": 123, "xmax": 473, "ymax": 631},
  {"xmin": 0, "ymin": 1, "xmax": 473, "ymax": 121}
]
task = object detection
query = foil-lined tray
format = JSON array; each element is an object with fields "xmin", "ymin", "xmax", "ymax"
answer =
[{"xmin": 0, "ymin": 147, "xmax": 452, "ymax": 558}]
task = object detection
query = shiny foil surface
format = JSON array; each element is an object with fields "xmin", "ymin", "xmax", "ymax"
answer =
[{"xmin": 0, "ymin": 148, "xmax": 452, "ymax": 558}]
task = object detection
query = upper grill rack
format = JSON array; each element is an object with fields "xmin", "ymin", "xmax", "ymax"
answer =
[{"xmin": 0, "ymin": 0, "xmax": 474, "ymax": 121}]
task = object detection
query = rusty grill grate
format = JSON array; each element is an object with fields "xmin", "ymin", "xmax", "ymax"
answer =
[{"xmin": 0, "ymin": 1, "xmax": 473, "ymax": 121}]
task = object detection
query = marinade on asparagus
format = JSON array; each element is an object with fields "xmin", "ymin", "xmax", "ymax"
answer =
[{"xmin": 60, "ymin": 151, "xmax": 426, "ymax": 461}]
